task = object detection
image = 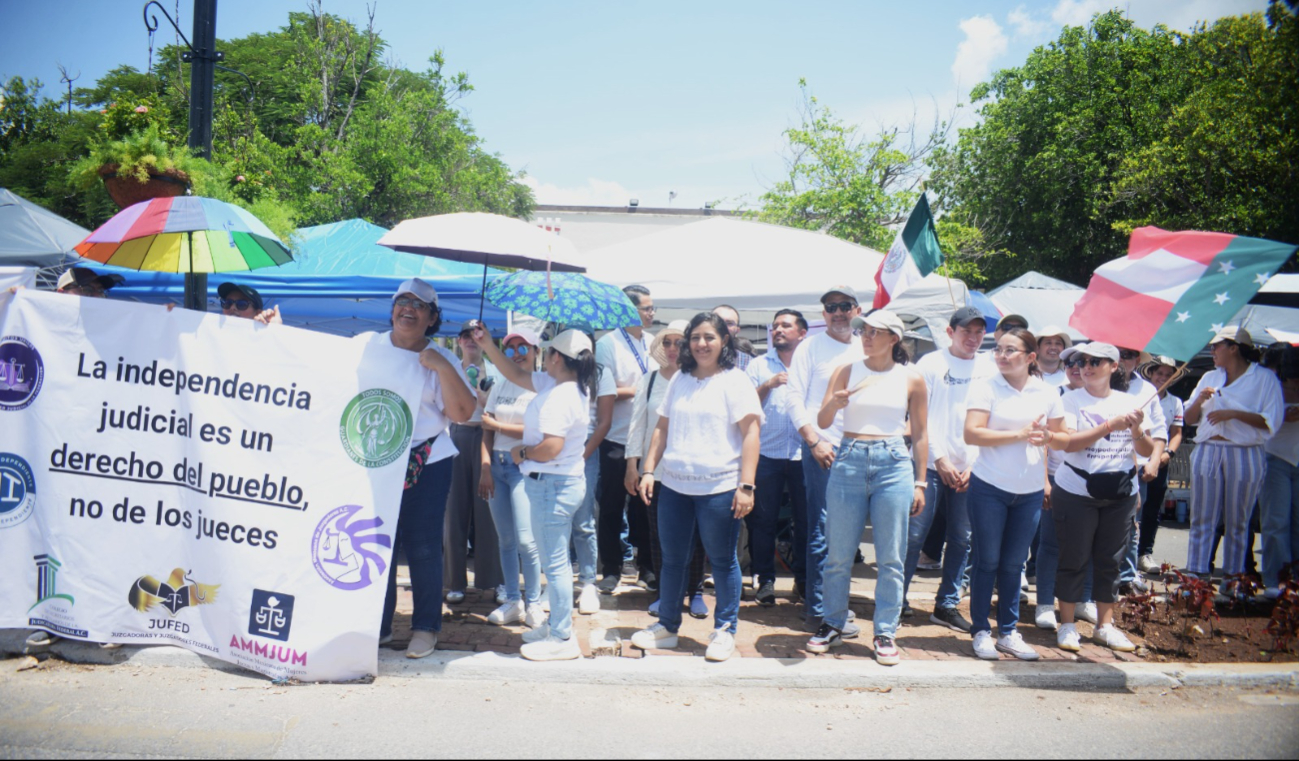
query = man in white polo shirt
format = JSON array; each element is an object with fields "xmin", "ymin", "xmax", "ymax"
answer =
[
  {"xmin": 593, "ymin": 285, "xmax": 656, "ymax": 592},
  {"xmin": 786, "ymin": 286, "xmax": 864, "ymax": 630}
]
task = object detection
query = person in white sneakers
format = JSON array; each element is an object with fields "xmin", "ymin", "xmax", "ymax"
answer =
[
  {"xmin": 963, "ymin": 329, "xmax": 1065, "ymax": 661},
  {"xmin": 809, "ymin": 310, "xmax": 927, "ymax": 667},
  {"xmin": 631, "ymin": 312, "xmax": 763, "ymax": 662},
  {"xmin": 470, "ymin": 327, "xmax": 596, "ymax": 662},
  {"xmin": 480, "ymin": 329, "xmax": 547, "ymax": 629},
  {"xmin": 566, "ymin": 321, "xmax": 617, "ymax": 617},
  {"xmin": 1045, "ymin": 343, "xmax": 1158, "ymax": 654},
  {"xmin": 626, "ymin": 320, "xmax": 709, "ymax": 620}
]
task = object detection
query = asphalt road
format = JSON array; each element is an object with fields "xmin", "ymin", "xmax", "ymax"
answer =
[{"xmin": 1, "ymin": 658, "xmax": 1296, "ymax": 759}]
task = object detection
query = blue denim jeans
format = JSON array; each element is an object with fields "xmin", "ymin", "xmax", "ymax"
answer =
[
  {"xmin": 1036, "ymin": 477, "xmax": 1093, "ymax": 606},
  {"xmin": 1118, "ymin": 480, "xmax": 1149, "ymax": 583},
  {"xmin": 751, "ymin": 455, "xmax": 806, "ymax": 586},
  {"xmin": 1262, "ymin": 454, "xmax": 1299, "ymax": 588},
  {"xmin": 382, "ymin": 454, "xmax": 454, "ymax": 637},
  {"xmin": 903, "ymin": 468, "xmax": 971, "ymax": 608},
  {"xmin": 657, "ymin": 486, "xmax": 743, "ymax": 635},
  {"xmin": 800, "ymin": 442, "xmax": 832, "ymax": 622},
  {"xmin": 823, "ymin": 437, "xmax": 913, "ymax": 639},
  {"xmin": 572, "ymin": 450, "xmax": 600, "ymax": 586},
  {"xmin": 524, "ymin": 472, "xmax": 586, "ymax": 641},
  {"xmin": 968, "ymin": 474, "xmax": 1043, "ymax": 636},
  {"xmin": 486, "ymin": 452, "xmax": 542, "ymax": 606}
]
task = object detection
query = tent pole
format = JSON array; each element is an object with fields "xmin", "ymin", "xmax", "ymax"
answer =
[{"xmin": 478, "ymin": 255, "xmax": 489, "ymax": 322}]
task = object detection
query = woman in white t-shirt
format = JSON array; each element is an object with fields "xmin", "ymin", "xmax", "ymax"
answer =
[
  {"xmin": 1045, "ymin": 342, "xmax": 1156, "ymax": 654},
  {"xmin": 630, "ymin": 312, "xmax": 763, "ymax": 662},
  {"xmin": 470, "ymin": 326, "xmax": 595, "ymax": 662},
  {"xmin": 809, "ymin": 310, "xmax": 927, "ymax": 667},
  {"xmin": 479, "ymin": 328, "xmax": 546, "ymax": 630},
  {"xmin": 376, "ymin": 279, "xmax": 476, "ymax": 660},
  {"xmin": 1259, "ymin": 343, "xmax": 1299, "ymax": 598},
  {"xmin": 963, "ymin": 328, "xmax": 1065, "ymax": 662}
]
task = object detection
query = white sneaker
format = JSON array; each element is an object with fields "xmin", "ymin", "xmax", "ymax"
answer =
[
  {"xmin": 972, "ymin": 630, "xmax": 999, "ymax": 660},
  {"xmin": 1075, "ymin": 602, "xmax": 1098, "ymax": 624},
  {"xmin": 444, "ymin": 590, "xmax": 466, "ymax": 605},
  {"xmin": 1034, "ymin": 605, "xmax": 1058, "ymax": 630},
  {"xmin": 705, "ymin": 628, "xmax": 736, "ymax": 662},
  {"xmin": 916, "ymin": 552, "xmax": 942, "ymax": 571},
  {"xmin": 630, "ymin": 623, "xmax": 679, "ymax": 651},
  {"xmin": 1138, "ymin": 555, "xmax": 1159, "ymax": 574},
  {"xmin": 1057, "ymin": 623, "xmax": 1082, "ymax": 652},
  {"xmin": 525, "ymin": 604, "xmax": 548, "ymax": 629},
  {"xmin": 496, "ymin": 586, "xmax": 508, "ymax": 605},
  {"xmin": 578, "ymin": 583, "xmax": 600, "ymax": 615},
  {"xmin": 522, "ymin": 624, "xmax": 550, "ymax": 644},
  {"xmin": 520, "ymin": 635, "xmax": 581, "ymax": 662},
  {"xmin": 1021, "ymin": 571, "xmax": 1030, "ymax": 591},
  {"xmin": 1092, "ymin": 624, "xmax": 1136, "ymax": 652},
  {"xmin": 405, "ymin": 631, "xmax": 438, "ymax": 659},
  {"xmin": 378, "ymin": 634, "xmax": 394, "ymax": 646},
  {"xmin": 995, "ymin": 631, "xmax": 1040, "ymax": 661},
  {"xmin": 487, "ymin": 599, "xmax": 524, "ymax": 626}
]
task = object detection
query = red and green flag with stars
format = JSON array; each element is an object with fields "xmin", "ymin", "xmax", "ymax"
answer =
[{"xmin": 1070, "ymin": 227, "xmax": 1297, "ymax": 361}]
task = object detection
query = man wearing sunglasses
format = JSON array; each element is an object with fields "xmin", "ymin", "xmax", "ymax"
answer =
[
  {"xmin": 1114, "ymin": 345, "xmax": 1167, "ymax": 594},
  {"xmin": 786, "ymin": 286, "xmax": 864, "ymax": 629},
  {"xmin": 218, "ymin": 282, "xmax": 282, "ymax": 325}
]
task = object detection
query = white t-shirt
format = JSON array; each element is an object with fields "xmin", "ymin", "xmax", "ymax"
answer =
[
  {"xmin": 462, "ymin": 361, "xmax": 503, "ymax": 425},
  {"xmin": 1041, "ymin": 368, "xmax": 1068, "ymax": 388},
  {"xmin": 595, "ymin": 328, "xmax": 653, "ymax": 445},
  {"xmin": 967, "ymin": 374, "xmax": 1065, "ymax": 494},
  {"xmin": 588, "ymin": 365, "xmax": 617, "ymax": 438},
  {"xmin": 364, "ymin": 333, "xmax": 470, "ymax": 463},
  {"xmin": 485, "ymin": 377, "xmax": 536, "ymax": 452},
  {"xmin": 1266, "ymin": 408, "xmax": 1299, "ymax": 466},
  {"xmin": 1160, "ymin": 393, "xmax": 1185, "ymax": 441},
  {"xmin": 1190, "ymin": 363, "xmax": 1285, "ymax": 447},
  {"xmin": 520, "ymin": 375, "xmax": 590, "ymax": 477},
  {"xmin": 1056, "ymin": 388, "xmax": 1158, "ymax": 498},
  {"xmin": 785, "ymin": 331, "xmax": 864, "ymax": 445},
  {"xmin": 1127, "ymin": 374, "xmax": 1168, "ymax": 465},
  {"xmin": 917, "ymin": 349, "xmax": 995, "ymax": 471},
  {"xmin": 627, "ymin": 369, "xmax": 673, "ymax": 479},
  {"xmin": 658, "ymin": 368, "xmax": 764, "ymax": 496}
]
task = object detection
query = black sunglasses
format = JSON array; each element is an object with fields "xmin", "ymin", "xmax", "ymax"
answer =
[
  {"xmin": 823, "ymin": 301, "xmax": 857, "ymax": 314},
  {"xmin": 1119, "ymin": 350, "xmax": 1142, "ymax": 360},
  {"xmin": 1066, "ymin": 356, "xmax": 1109, "ymax": 369},
  {"xmin": 220, "ymin": 299, "xmax": 253, "ymax": 311}
]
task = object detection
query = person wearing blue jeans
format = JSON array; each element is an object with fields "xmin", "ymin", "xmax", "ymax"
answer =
[
  {"xmin": 654, "ymin": 487, "xmax": 744, "ymax": 635},
  {"xmin": 381, "ymin": 455, "xmax": 455, "ymax": 645},
  {"xmin": 963, "ymin": 328, "xmax": 1066, "ymax": 661},
  {"xmin": 755, "ymin": 455, "xmax": 807, "ymax": 595},
  {"xmin": 808, "ymin": 309, "xmax": 926, "ymax": 666},
  {"xmin": 1260, "ymin": 344, "xmax": 1299, "ymax": 596},
  {"xmin": 524, "ymin": 472, "xmax": 586, "ymax": 641}
]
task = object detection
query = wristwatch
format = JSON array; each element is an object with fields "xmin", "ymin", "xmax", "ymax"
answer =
[
  {"xmin": 739, "ymin": 483, "xmax": 756, "ymax": 493},
  {"xmin": 519, "ymin": 446, "xmax": 529, "ymax": 461}
]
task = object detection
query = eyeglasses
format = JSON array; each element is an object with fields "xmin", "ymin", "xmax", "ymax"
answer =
[
  {"xmin": 671, "ymin": 339, "xmax": 687, "ymax": 349},
  {"xmin": 637, "ymin": 305, "xmax": 657, "ymax": 315},
  {"xmin": 1066, "ymin": 357, "xmax": 1108, "ymax": 368},
  {"xmin": 394, "ymin": 297, "xmax": 432, "ymax": 310},
  {"xmin": 992, "ymin": 347, "xmax": 1026, "ymax": 357},
  {"xmin": 1119, "ymin": 350, "xmax": 1141, "ymax": 360},
  {"xmin": 823, "ymin": 301, "xmax": 857, "ymax": 314},
  {"xmin": 504, "ymin": 345, "xmax": 532, "ymax": 358},
  {"xmin": 721, "ymin": 319, "xmax": 739, "ymax": 328},
  {"xmin": 852, "ymin": 327, "xmax": 888, "ymax": 339},
  {"xmin": 220, "ymin": 299, "xmax": 253, "ymax": 311},
  {"xmin": 66, "ymin": 285, "xmax": 106, "ymax": 297}
]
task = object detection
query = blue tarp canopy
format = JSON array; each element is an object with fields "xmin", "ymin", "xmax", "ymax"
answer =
[{"xmin": 102, "ymin": 219, "xmax": 509, "ymax": 336}]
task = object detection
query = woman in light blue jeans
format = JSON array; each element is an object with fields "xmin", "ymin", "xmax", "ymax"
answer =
[
  {"xmin": 1260, "ymin": 344, "xmax": 1299, "ymax": 596},
  {"xmin": 810, "ymin": 309, "xmax": 927, "ymax": 667}
]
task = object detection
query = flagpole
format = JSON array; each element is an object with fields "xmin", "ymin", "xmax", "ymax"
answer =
[{"xmin": 1137, "ymin": 363, "xmax": 1188, "ymax": 411}]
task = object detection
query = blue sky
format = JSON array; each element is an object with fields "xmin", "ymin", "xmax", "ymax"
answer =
[{"xmin": 1, "ymin": 0, "xmax": 1269, "ymax": 211}]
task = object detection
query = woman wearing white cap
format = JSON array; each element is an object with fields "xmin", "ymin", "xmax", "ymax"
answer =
[
  {"xmin": 626, "ymin": 320, "xmax": 709, "ymax": 620},
  {"xmin": 375, "ymin": 278, "xmax": 477, "ymax": 659},
  {"xmin": 1183, "ymin": 327, "xmax": 1284, "ymax": 582},
  {"xmin": 809, "ymin": 309, "xmax": 927, "ymax": 667},
  {"xmin": 630, "ymin": 312, "xmax": 763, "ymax": 662},
  {"xmin": 1045, "ymin": 342, "xmax": 1157, "ymax": 653},
  {"xmin": 963, "ymin": 328, "xmax": 1065, "ymax": 661},
  {"xmin": 470, "ymin": 325, "xmax": 596, "ymax": 661},
  {"xmin": 479, "ymin": 328, "xmax": 546, "ymax": 629}
]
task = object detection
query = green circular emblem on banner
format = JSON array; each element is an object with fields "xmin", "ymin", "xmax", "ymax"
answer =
[{"xmin": 339, "ymin": 389, "xmax": 413, "ymax": 468}]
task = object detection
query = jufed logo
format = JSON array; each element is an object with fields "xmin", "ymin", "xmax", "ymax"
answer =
[{"xmin": 129, "ymin": 568, "xmax": 220, "ymax": 616}]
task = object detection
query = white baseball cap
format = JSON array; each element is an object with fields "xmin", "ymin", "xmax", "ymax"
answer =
[
  {"xmin": 392, "ymin": 278, "xmax": 439, "ymax": 307},
  {"xmin": 851, "ymin": 310, "xmax": 905, "ymax": 338},
  {"xmin": 1061, "ymin": 342, "xmax": 1120, "ymax": 363},
  {"xmin": 548, "ymin": 329, "xmax": 593, "ymax": 359}
]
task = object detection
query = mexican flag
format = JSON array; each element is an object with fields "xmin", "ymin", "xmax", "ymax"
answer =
[
  {"xmin": 1069, "ymin": 227, "xmax": 1297, "ymax": 361},
  {"xmin": 873, "ymin": 195, "xmax": 944, "ymax": 309}
]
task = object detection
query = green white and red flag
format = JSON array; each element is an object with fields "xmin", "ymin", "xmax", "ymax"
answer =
[
  {"xmin": 873, "ymin": 195, "xmax": 943, "ymax": 309},
  {"xmin": 1069, "ymin": 227, "xmax": 1297, "ymax": 361}
]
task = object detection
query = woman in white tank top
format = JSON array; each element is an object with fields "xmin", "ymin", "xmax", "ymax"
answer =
[{"xmin": 809, "ymin": 310, "xmax": 928, "ymax": 667}]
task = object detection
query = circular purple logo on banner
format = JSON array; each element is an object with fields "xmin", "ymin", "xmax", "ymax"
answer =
[
  {"xmin": 311, "ymin": 505, "xmax": 392, "ymax": 591},
  {"xmin": 0, "ymin": 337, "xmax": 43, "ymax": 411}
]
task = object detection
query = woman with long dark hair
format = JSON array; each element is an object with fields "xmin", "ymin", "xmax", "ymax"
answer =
[
  {"xmin": 809, "ymin": 310, "xmax": 927, "ymax": 666},
  {"xmin": 963, "ymin": 328, "xmax": 1065, "ymax": 661},
  {"xmin": 1046, "ymin": 342, "xmax": 1158, "ymax": 653},
  {"xmin": 1184, "ymin": 327, "xmax": 1284, "ymax": 583},
  {"xmin": 470, "ymin": 326, "xmax": 597, "ymax": 661},
  {"xmin": 630, "ymin": 312, "xmax": 763, "ymax": 662}
]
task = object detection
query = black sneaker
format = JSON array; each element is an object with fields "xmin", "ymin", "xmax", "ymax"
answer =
[
  {"xmin": 901, "ymin": 602, "xmax": 914, "ymax": 618},
  {"xmin": 792, "ymin": 579, "xmax": 806, "ymax": 602},
  {"xmin": 639, "ymin": 568, "xmax": 659, "ymax": 592},
  {"xmin": 756, "ymin": 580, "xmax": 777, "ymax": 607},
  {"xmin": 929, "ymin": 606, "xmax": 972, "ymax": 633},
  {"xmin": 807, "ymin": 623, "xmax": 842, "ymax": 653}
]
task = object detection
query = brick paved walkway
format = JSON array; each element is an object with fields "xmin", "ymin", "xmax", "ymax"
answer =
[{"xmin": 386, "ymin": 560, "xmax": 1148, "ymax": 665}]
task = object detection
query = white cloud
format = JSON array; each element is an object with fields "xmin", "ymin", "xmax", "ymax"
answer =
[
  {"xmin": 951, "ymin": 15, "xmax": 1009, "ymax": 89},
  {"xmin": 517, "ymin": 176, "xmax": 638, "ymax": 207},
  {"xmin": 1052, "ymin": 0, "xmax": 1269, "ymax": 31},
  {"xmin": 1008, "ymin": 5, "xmax": 1049, "ymax": 38}
]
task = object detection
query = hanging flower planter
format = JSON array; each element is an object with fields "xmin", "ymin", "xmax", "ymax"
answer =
[{"xmin": 98, "ymin": 163, "xmax": 191, "ymax": 210}]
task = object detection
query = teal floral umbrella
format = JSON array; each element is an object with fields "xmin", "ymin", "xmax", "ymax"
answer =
[{"xmin": 482, "ymin": 270, "xmax": 640, "ymax": 329}]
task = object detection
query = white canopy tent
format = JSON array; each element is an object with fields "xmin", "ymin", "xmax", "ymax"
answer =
[
  {"xmin": 987, "ymin": 271, "xmax": 1087, "ymax": 339},
  {"xmin": 581, "ymin": 216, "xmax": 971, "ymax": 343}
]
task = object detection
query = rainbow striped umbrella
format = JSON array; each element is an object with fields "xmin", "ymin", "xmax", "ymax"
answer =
[{"xmin": 74, "ymin": 196, "xmax": 292, "ymax": 273}]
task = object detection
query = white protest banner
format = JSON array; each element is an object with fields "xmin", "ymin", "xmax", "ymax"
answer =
[
  {"xmin": 0, "ymin": 289, "xmax": 426, "ymax": 681},
  {"xmin": 0, "ymin": 267, "xmax": 36, "ymax": 292}
]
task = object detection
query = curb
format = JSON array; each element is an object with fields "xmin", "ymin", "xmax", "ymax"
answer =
[{"xmin": 6, "ymin": 631, "xmax": 1297, "ymax": 691}]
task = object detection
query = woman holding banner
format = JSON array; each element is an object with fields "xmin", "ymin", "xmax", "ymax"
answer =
[{"xmin": 377, "ymin": 278, "xmax": 477, "ymax": 660}]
